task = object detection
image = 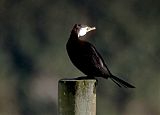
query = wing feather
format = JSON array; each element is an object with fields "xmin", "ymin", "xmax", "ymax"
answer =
[{"xmin": 80, "ymin": 42, "xmax": 110, "ymax": 76}]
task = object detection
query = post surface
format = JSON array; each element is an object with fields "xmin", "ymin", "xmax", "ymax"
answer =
[{"xmin": 58, "ymin": 78, "xmax": 97, "ymax": 115}]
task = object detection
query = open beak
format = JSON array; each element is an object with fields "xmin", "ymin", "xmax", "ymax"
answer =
[{"xmin": 87, "ymin": 27, "xmax": 96, "ymax": 32}]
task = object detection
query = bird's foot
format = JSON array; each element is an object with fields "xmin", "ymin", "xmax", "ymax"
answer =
[
  {"xmin": 75, "ymin": 76, "xmax": 98, "ymax": 85},
  {"xmin": 87, "ymin": 76, "xmax": 98, "ymax": 85}
]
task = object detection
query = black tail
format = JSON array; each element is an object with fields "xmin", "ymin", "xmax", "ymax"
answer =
[{"xmin": 109, "ymin": 75, "xmax": 135, "ymax": 88}]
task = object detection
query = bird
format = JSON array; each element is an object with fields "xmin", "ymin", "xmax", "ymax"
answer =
[{"xmin": 66, "ymin": 24, "xmax": 135, "ymax": 88}]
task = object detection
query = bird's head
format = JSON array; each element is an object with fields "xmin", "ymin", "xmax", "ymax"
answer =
[{"xmin": 72, "ymin": 24, "xmax": 96, "ymax": 37}]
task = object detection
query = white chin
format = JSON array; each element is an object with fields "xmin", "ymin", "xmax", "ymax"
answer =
[{"xmin": 78, "ymin": 32, "xmax": 86, "ymax": 37}]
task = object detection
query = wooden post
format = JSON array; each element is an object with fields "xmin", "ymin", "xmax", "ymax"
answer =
[{"xmin": 58, "ymin": 78, "xmax": 97, "ymax": 115}]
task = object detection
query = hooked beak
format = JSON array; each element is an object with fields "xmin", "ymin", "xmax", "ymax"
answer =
[{"xmin": 87, "ymin": 27, "xmax": 96, "ymax": 32}]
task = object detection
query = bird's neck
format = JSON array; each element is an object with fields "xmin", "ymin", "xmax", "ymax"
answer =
[{"xmin": 69, "ymin": 31, "xmax": 80, "ymax": 42}]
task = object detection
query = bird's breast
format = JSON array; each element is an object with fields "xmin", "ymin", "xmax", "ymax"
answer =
[{"xmin": 67, "ymin": 40, "xmax": 88, "ymax": 64}]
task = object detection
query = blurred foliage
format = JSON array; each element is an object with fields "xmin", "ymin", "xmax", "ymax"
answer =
[{"xmin": 0, "ymin": 0, "xmax": 160, "ymax": 115}]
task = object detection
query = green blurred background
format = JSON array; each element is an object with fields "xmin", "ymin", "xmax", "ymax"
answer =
[{"xmin": 0, "ymin": 0, "xmax": 160, "ymax": 115}]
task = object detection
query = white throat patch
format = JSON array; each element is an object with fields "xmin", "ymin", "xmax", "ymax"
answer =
[{"xmin": 78, "ymin": 27, "xmax": 87, "ymax": 37}]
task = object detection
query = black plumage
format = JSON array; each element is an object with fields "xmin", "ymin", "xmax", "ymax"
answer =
[{"xmin": 66, "ymin": 24, "xmax": 135, "ymax": 88}]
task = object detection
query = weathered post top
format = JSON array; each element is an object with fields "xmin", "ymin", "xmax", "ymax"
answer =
[{"xmin": 58, "ymin": 77, "xmax": 97, "ymax": 115}]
